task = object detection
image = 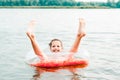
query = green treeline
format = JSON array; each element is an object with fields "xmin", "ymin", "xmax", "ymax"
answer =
[{"xmin": 0, "ymin": 0, "xmax": 120, "ymax": 8}]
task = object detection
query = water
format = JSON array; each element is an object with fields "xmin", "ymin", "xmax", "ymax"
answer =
[{"xmin": 0, "ymin": 9, "xmax": 120, "ymax": 80}]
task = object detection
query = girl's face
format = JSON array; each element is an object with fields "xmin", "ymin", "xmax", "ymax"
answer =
[{"xmin": 50, "ymin": 40, "xmax": 63, "ymax": 53}]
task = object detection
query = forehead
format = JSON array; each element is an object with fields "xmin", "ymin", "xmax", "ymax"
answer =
[{"xmin": 51, "ymin": 41, "xmax": 61, "ymax": 45}]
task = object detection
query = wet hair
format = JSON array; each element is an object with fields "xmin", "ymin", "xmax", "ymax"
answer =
[{"xmin": 49, "ymin": 39, "xmax": 63, "ymax": 48}]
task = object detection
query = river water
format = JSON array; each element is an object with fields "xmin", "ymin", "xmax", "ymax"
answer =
[{"xmin": 0, "ymin": 9, "xmax": 120, "ymax": 80}]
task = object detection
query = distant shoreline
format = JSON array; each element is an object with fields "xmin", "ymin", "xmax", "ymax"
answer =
[{"xmin": 0, "ymin": 6, "xmax": 110, "ymax": 9}]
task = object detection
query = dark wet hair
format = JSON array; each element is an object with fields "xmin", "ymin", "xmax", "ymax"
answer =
[{"xmin": 49, "ymin": 39, "xmax": 63, "ymax": 48}]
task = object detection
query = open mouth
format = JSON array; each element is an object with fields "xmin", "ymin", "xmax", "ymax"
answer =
[{"xmin": 53, "ymin": 50, "xmax": 60, "ymax": 53}]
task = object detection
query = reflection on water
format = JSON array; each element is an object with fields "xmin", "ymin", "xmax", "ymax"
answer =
[{"xmin": 31, "ymin": 67, "xmax": 84, "ymax": 80}]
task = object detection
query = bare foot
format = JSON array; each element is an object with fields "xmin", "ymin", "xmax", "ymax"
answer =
[
  {"xmin": 78, "ymin": 18, "xmax": 86, "ymax": 37},
  {"xmin": 26, "ymin": 20, "xmax": 36, "ymax": 40},
  {"xmin": 27, "ymin": 20, "xmax": 36, "ymax": 32},
  {"xmin": 26, "ymin": 31, "xmax": 35, "ymax": 40}
]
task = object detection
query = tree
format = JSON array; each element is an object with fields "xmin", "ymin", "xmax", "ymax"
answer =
[{"xmin": 116, "ymin": 0, "xmax": 120, "ymax": 8}]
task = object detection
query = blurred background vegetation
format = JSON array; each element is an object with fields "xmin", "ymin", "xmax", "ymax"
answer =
[{"xmin": 0, "ymin": 0, "xmax": 120, "ymax": 8}]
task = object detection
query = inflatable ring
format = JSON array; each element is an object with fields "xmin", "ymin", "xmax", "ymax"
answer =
[{"xmin": 31, "ymin": 59, "xmax": 88, "ymax": 68}]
